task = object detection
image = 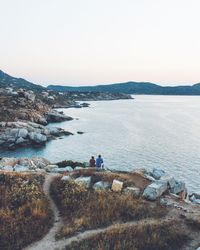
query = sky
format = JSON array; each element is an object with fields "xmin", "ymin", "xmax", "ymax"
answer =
[{"xmin": 0, "ymin": 0, "xmax": 200, "ymax": 86}]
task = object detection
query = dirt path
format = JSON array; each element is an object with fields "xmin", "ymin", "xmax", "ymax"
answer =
[
  {"xmin": 24, "ymin": 174, "xmax": 63, "ymax": 250},
  {"xmin": 24, "ymin": 174, "xmax": 200, "ymax": 250}
]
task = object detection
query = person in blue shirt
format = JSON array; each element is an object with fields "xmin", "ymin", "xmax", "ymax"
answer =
[{"xmin": 96, "ymin": 155, "xmax": 103, "ymax": 169}]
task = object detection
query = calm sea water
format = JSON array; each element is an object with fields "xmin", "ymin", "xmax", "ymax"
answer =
[{"xmin": 1, "ymin": 95, "xmax": 200, "ymax": 193}]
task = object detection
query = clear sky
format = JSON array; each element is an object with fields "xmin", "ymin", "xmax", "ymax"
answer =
[{"xmin": 1, "ymin": 0, "xmax": 200, "ymax": 86}]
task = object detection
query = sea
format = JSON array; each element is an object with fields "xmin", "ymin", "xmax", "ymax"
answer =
[{"xmin": 1, "ymin": 95, "xmax": 200, "ymax": 193}]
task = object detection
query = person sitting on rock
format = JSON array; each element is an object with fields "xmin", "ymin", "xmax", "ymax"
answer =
[
  {"xmin": 89, "ymin": 156, "xmax": 95, "ymax": 168},
  {"xmin": 96, "ymin": 155, "xmax": 104, "ymax": 169}
]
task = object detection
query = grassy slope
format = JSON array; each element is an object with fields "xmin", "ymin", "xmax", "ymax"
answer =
[{"xmin": 0, "ymin": 172, "xmax": 53, "ymax": 250}]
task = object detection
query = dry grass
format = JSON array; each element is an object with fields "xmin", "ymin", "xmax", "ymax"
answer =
[
  {"xmin": 50, "ymin": 176, "xmax": 167, "ymax": 239},
  {"xmin": 185, "ymin": 217, "xmax": 200, "ymax": 231},
  {"xmin": 64, "ymin": 221, "xmax": 189, "ymax": 250},
  {"xmin": 0, "ymin": 172, "xmax": 53, "ymax": 250}
]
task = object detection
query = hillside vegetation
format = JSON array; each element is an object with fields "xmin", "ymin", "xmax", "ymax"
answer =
[{"xmin": 0, "ymin": 172, "xmax": 53, "ymax": 250}]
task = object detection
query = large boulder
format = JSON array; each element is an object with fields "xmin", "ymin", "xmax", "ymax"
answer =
[
  {"xmin": 142, "ymin": 180, "xmax": 168, "ymax": 201},
  {"xmin": 75, "ymin": 176, "xmax": 91, "ymax": 188},
  {"xmin": 112, "ymin": 179, "xmax": 123, "ymax": 192},
  {"xmin": 18, "ymin": 128, "xmax": 28, "ymax": 138},
  {"xmin": 150, "ymin": 168, "xmax": 165, "ymax": 180},
  {"xmin": 31, "ymin": 157, "xmax": 50, "ymax": 168},
  {"xmin": 0, "ymin": 157, "xmax": 17, "ymax": 167},
  {"xmin": 2, "ymin": 166, "xmax": 13, "ymax": 171},
  {"xmin": 28, "ymin": 132, "xmax": 47, "ymax": 144},
  {"xmin": 170, "ymin": 181, "xmax": 186, "ymax": 195},
  {"xmin": 160, "ymin": 175, "xmax": 176, "ymax": 189},
  {"xmin": 45, "ymin": 165, "xmax": 59, "ymax": 172},
  {"xmin": 14, "ymin": 164, "xmax": 29, "ymax": 172},
  {"xmin": 93, "ymin": 181, "xmax": 111, "ymax": 190},
  {"xmin": 61, "ymin": 175, "xmax": 72, "ymax": 182},
  {"xmin": 18, "ymin": 158, "xmax": 37, "ymax": 169}
]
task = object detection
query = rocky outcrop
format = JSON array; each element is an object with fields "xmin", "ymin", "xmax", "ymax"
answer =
[
  {"xmin": 46, "ymin": 110, "xmax": 73, "ymax": 123},
  {"xmin": 0, "ymin": 157, "xmax": 50, "ymax": 171},
  {"xmin": 0, "ymin": 121, "xmax": 72, "ymax": 150}
]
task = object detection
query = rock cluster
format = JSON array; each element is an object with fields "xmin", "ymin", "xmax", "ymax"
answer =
[
  {"xmin": 142, "ymin": 168, "xmax": 187, "ymax": 201},
  {"xmin": 0, "ymin": 121, "xmax": 72, "ymax": 150},
  {"xmin": 1, "ymin": 157, "xmax": 199, "ymax": 206},
  {"xmin": 0, "ymin": 157, "xmax": 50, "ymax": 172}
]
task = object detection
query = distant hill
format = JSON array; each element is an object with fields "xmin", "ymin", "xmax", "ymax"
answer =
[
  {"xmin": 0, "ymin": 70, "xmax": 44, "ymax": 91},
  {"xmin": 1, "ymin": 69, "xmax": 200, "ymax": 95},
  {"xmin": 48, "ymin": 81, "xmax": 200, "ymax": 95}
]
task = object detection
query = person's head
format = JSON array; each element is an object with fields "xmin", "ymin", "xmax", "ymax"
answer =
[
  {"xmin": 98, "ymin": 155, "xmax": 101, "ymax": 158},
  {"xmin": 91, "ymin": 156, "xmax": 94, "ymax": 159}
]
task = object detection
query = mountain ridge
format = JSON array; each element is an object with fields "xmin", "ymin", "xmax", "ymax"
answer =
[
  {"xmin": 1, "ymin": 69, "xmax": 200, "ymax": 95},
  {"xmin": 47, "ymin": 81, "xmax": 200, "ymax": 95}
]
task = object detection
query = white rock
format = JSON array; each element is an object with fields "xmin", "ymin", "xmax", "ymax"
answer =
[
  {"xmin": 124, "ymin": 187, "xmax": 140, "ymax": 197},
  {"xmin": 150, "ymin": 168, "xmax": 165, "ymax": 180},
  {"xmin": 18, "ymin": 128, "xmax": 28, "ymax": 138},
  {"xmin": 14, "ymin": 164, "xmax": 29, "ymax": 172},
  {"xmin": 144, "ymin": 174, "xmax": 156, "ymax": 181},
  {"xmin": 64, "ymin": 166, "xmax": 74, "ymax": 172},
  {"xmin": 32, "ymin": 157, "xmax": 50, "ymax": 168},
  {"xmin": 61, "ymin": 175, "xmax": 72, "ymax": 181},
  {"xmin": 142, "ymin": 180, "xmax": 168, "ymax": 201},
  {"xmin": 112, "ymin": 179, "xmax": 123, "ymax": 192},
  {"xmin": 74, "ymin": 166, "xmax": 84, "ymax": 170},
  {"xmin": 35, "ymin": 168, "xmax": 46, "ymax": 173},
  {"xmin": 75, "ymin": 176, "xmax": 91, "ymax": 188},
  {"xmin": 45, "ymin": 165, "xmax": 59, "ymax": 172},
  {"xmin": 93, "ymin": 181, "xmax": 111, "ymax": 190},
  {"xmin": 15, "ymin": 137, "xmax": 25, "ymax": 144},
  {"xmin": 2, "ymin": 166, "xmax": 13, "ymax": 171}
]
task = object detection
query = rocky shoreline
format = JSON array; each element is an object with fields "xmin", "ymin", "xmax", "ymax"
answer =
[
  {"xmin": 0, "ymin": 156, "xmax": 199, "ymax": 206},
  {"xmin": 0, "ymin": 121, "xmax": 73, "ymax": 150},
  {"xmin": 0, "ymin": 86, "xmax": 133, "ymax": 151}
]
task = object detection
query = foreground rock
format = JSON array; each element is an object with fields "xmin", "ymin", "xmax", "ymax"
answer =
[
  {"xmin": 142, "ymin": 180, "xmax": 168, "ymax": 201},
  {"xmin": 0, "ymin": 121, "xmax": 72, "ymax": 150}
]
